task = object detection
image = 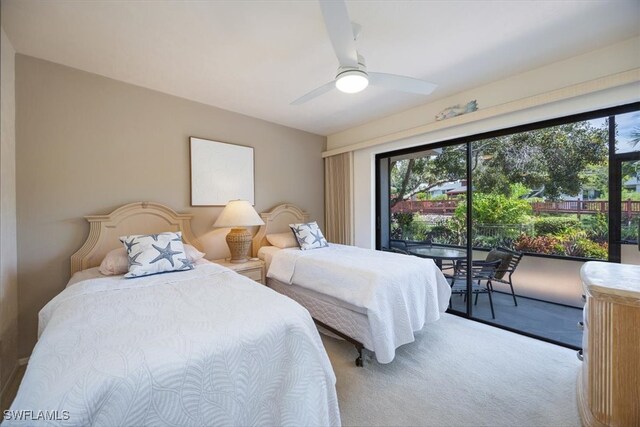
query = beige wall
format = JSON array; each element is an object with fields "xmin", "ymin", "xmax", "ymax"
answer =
[
  {"xmin": 15, "ymin": 55, "xmax": 326, "ymax": 357},
  {"xmin": 0, "ymin": 27, "xmax": 19, "ymax": 392}
]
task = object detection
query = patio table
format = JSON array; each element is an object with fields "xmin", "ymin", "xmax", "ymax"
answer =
[{"xmin": 407, "ymin": 246, "xmax": 468, "ymax": 270}]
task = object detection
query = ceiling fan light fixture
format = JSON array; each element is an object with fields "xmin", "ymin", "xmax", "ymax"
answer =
[{"xmin": 335, "ymin": 70, "xmax": 369, "ymax": 94}]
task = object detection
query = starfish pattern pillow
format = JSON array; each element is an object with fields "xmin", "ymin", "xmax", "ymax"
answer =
[
  {"xmin": 289, "ymin": 221, "xmax": 329, "ymax": 250},
  {"xmin": 119, "ymin": 231, "xmax": 193, "ymax": 278}
]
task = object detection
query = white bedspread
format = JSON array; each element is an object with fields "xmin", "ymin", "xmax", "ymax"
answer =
[
  {"xmin": 9, "ymin": 263, "xmax": 340, "ymax": 426},
  {"xmin": 267, "ymin": 244, "xmax": 452, "ymax": 364}
]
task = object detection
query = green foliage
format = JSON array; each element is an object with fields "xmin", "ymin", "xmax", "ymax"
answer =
[
  {"xmin": 415, "ymin": 192, "xmax": 428, "ymax": 201},
  {"xmin": 514, "ymin": 230, "xmax": 608, "ymax": 260},
  {"xmin": 390, "ymin": 120, "xmax": 608, "ymax": 206},
  {"xmin": 579, "ymin": 163, "xmax": 609, "ymax": 197},
  {"xmin": 575, "ymin": 240, "xmax": 608, "ymax": 259},
  {"xmin": 390, "ymin": 212, "xmax": 414, "ymax": 240},
  {"xmin": 514, "ymin": 235, "xmax": 564, "ymax": 255},
  {"xmin": 389, "ymin": 146, "xmax": 466, "ymax": 207},
  {"xmin": 580, "ymin": 214, "xmax": 608, "ymax": 244},
  {"xmin": 473, "ymin": 121, "xmax": 609, "ymax": 199},
  {"xmin": 454, "ymin": 191, "xmax": 532, "ymax": 225},
  {"xmin": 622, "ymin": 189, "xmax": 640, "ymax": 201},
  {"xmin": 534, "ymin": 217, "xmax": 580, "ymax": 235},
  {"xmin": 560, "ymin": 230, "xmax": 608, "ymax": 259},
  {"xmin": 509, "ymin": 183, "xmax": 531, "ymax": 199}
]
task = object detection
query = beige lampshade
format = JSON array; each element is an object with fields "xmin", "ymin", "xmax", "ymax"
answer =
[{"xmin": 213, "ymin": 200, "xmax": 265, "ymax": 228}]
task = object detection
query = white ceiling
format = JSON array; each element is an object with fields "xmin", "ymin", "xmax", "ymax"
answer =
[{"xmin": 2, "ymin": 0, "xmax": 639, "ymax": 136}]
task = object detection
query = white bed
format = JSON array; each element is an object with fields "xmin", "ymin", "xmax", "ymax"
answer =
[
  {"xmin": 8, "ymin": 202, "xmax": 340, "ymax": 427},
  {"xmin": 252, "ymin": 204, "xmax": 452, "ymax": 365}
]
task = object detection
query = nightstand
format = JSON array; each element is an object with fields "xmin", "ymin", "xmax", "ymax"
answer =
[{"xmin": 212, "ymin": 258, "xmax": 266, "ymax": 285}]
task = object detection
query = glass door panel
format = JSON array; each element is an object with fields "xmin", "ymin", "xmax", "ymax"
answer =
[
  {"xmin": 620, "ymin": 159, "xmax": 640, "ymax": 265},
  {"xmin": 378, "ymin": 143, "xmax": 469, "ymax": 314}
]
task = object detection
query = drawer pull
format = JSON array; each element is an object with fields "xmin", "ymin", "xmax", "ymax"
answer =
[
  {"xmin": 581, "ymin": 294, "xmax": 586, "ymax": 302},
  {"xmin": 577, "ymin": 321, "xmax": 584, "ymax": 330},
  {"xmin": 577, "ymin": 349, "xmax": 583, "ymax": 361}
]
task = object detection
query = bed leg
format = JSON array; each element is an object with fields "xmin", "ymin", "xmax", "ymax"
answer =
[{"xmin": 355, "ymin": 346, "xmax": 364, "ymax": 367}]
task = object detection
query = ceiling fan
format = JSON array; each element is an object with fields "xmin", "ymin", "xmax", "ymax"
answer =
[{"xmin": 291, "ymin": 0, "xmax": 437, "ymax": 105}]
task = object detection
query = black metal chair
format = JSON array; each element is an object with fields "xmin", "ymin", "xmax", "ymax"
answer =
[
  {"xmin": 485, "ymin": 247, "xmax": 523, "ymax": 306},
  {"xmin": 381, "ymin": 246, "xmax": 409, "ymax": 255},
  {"xmin": 449, "ymin": 259, "xmax": 501, "ymax": 319}
]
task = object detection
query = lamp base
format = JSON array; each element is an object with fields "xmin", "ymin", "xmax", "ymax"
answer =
[{"xmin": 226, "ymin": 227, "xmax": 252, "ymax": 263}]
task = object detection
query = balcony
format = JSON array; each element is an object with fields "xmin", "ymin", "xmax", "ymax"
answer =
[
  {"xmin": 448, "ymin": 287, "xmax": 583, "ymax": 347},
  {"xmin": 391, "ymin": 239, "xmax": 640, "ymax": 348}
]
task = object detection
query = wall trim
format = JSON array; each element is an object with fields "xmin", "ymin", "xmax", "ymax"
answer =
[{"xmin": 322, "ymin": 68, "xmax": 640, "ymax": 158}]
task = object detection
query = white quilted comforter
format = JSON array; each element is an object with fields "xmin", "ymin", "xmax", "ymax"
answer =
[
  {"xmin": 9, "ymin": 263, "xmax": 340, "ymax": 426},
  {"xmin": 267, "ymin": 245, "xmax": 452, "ymax": 364}
]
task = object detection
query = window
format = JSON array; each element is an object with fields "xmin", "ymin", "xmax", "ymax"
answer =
[
  {"xmin": 377, "ymin": 102, "xmax": 639, "ymax": 262},
  {"xmin": 470, "ymin": 118, "xmax": 609, "ymax": 260}
]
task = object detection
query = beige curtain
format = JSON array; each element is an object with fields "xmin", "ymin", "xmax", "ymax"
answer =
[{"xmin": 324, "ymin": 152, "xmax": 353, "ymax": 245}]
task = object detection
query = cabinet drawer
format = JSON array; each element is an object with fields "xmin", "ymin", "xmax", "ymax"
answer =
[{"xmin": 241, "ymin": 267, "xmax": 263, "ymax": 282}]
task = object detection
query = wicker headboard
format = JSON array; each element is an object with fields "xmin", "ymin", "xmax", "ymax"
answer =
[
  {"xmin": 70, "ymin": 202, "xmax": 202, "ymax": 275},
  {"xmin": 252, "ymin": 203, "xmax": 309, "ymax": 257}
]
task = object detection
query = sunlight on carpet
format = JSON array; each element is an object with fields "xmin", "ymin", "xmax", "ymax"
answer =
[{"xmin": 322, "ymin": 313, "xmax": 580, "ymax": 427}]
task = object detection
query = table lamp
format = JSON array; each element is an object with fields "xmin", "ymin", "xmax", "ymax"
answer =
[{"xmin": 213, "ymin": 200, "xmax": 265, "ymax": 263}]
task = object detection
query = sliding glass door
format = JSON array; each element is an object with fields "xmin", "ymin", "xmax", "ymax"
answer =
[
  {"xmin": 377, "ymin": 142, "xmax": 471, "ymax": 315},
  {"xmin": 375, "ymin": 102, "xmax": 640, "ymax": 348},
  {"xmin": 613, "ymin": 110, "xmax": 640, "ymax": 265}
]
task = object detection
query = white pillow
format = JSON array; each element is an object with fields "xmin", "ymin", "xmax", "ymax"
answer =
[
  {"xmin": 289, "ymin": 221, "xmax": 329, "ymax": 250},
  {"xmin": 184, "ymin": 244, "xmax": 206, "ymax": 262},
  {"xmin": 99, "ymin": 244, "xmax": 205, "ymax": 276},
  {"xmin": 266, "ymin": 232, "xmax": 299, "ymax": 249}
]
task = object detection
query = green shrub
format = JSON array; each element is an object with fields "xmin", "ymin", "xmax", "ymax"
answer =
[
  {"xmin": 580, "ymin": 213, "xmax": 608, "ymax": 244},
  {"xmin": 514, "ymin": 231, "xmax": 608, "ymax": 259},
  {"xmin": 559, "ymin": 229, "xmax": 608, "ymax": 259},
  {"xmin": 514, "ymin": 234, "xmax": 563, "ymax": 255},
  {"xmin": 455, "ymin": 192, "xmax": 532, "ymax": 225},
  {"xmin": 534, "ymin": 217, "xmax": 580, "ymax": 235}
]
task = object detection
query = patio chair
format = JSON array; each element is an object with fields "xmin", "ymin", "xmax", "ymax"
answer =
[
  {"xmin": 389, "ymin": 239, "xmax": 408, "ymax": 250},
  {"xmin": 449, "ymin": 259, "xmax": 501, "ymax": 319},
  {"xmin": 485, "ymin": 247, "xmax": 523, "ymax": 306},
  {"xmin": 381, "ymin": 246, "xmax": 410, "ymax": 255}
]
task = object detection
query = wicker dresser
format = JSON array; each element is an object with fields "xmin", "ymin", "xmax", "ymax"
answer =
[{"xmin": 578, "ymin": 261, "xmax": 640, "ymax": 427}]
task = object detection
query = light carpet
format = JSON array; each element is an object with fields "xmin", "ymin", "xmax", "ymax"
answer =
[{"xmin": 321, "ymin": 313, "xmax": 580, "ymax": 426}]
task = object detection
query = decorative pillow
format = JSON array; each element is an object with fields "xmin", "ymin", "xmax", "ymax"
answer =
[
  {"xmin": 99, "ymin": 248, "xmax": 130, "ymax": 276},
  {"xmin": 119, "ymin": 232, "xmax": 193, "ymax": 278},
  {"xmin": 266, "ymin": 232, "xmax": 299, "ymax": 249},
  {"xmin": 289, "ymin": 221, "xmax": 329, "ymax": 250},
  {"xmin": 99, "ymin": 244, "xmax": 205, "ymax": 276}
]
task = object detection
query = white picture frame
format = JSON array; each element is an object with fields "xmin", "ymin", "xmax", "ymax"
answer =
[{"xmin": 190, "ymin": 137, "xmax": 255, "ymax": 206}]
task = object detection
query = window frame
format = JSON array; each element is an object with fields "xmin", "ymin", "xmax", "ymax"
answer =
[{"xmin": 375, "ymin": 102, "xmax": 640, "ymax": 263}]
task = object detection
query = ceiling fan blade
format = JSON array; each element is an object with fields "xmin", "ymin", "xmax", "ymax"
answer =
[
  {"xmin": 369, "ymin": 72, "xmax": 437, "ymax": 95},
  {"xmin": 290, "ymin": 80, "xmax": 336, "ymax": 105},
  {"xmin": 319, "ymin": 0, "xmax": 358, "ymax": 68}
]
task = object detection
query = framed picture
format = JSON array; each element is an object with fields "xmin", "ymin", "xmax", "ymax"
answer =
[{"xmin": 190, "ymin": 137, "xmax": 255, "ymax": 206}]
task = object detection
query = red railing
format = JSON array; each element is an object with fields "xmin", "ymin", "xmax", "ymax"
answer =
[
  {"xmin": 391, "ymin": 199, "xmax": 640, "ymax": 216},
  {"xmin": 392, "ymin": 200, "xmax": 459, "ymax": 215}
]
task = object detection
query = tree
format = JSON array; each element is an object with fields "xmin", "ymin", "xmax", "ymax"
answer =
[
  {"xmin": 390, "ymin": 120, "xmax": 608, "ymax": 205},
  {"xmin": 390, "ymin": 146, "xmax": 466, "ymax": 207}
]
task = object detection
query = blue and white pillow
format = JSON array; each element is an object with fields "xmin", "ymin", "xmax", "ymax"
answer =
[
  {"xmin": 119, "ymin": 231, "xmax": 193, "ymax": 278},
  {"xmin": 289, "ymin": 221, "xmax": 329, "ymax": 250}
]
